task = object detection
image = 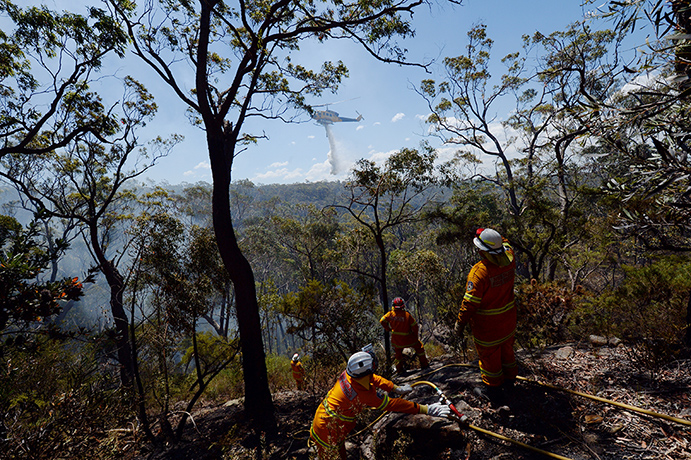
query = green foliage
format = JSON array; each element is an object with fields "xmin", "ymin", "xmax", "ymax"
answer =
[
  {"xmin": 576, "ymin": 256, "xmax": 691, "ymax": 369},
  {"xmin": 0, "ymin": 336, "xmax": 131, "ymax": 459},
  {"xmin": 203, "ymin": 363, "xmax": 245, "ymax": 402},
  {"xmin": 0, "ymin": 1, "xmax": 130, "ymax": 159},
  {"xmin": 279, "ymin": 280, "xmax": 379, "ymax": 363},
  {"xmin": 0, "ymin": 216, "xmax": 86, "ymax": 331}
]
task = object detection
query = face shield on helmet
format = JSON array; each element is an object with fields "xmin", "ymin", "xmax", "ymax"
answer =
[
  {"xmin": 473, "ymin": 228, "xmax": 505, "ymax": 254},
  {"xmin": 292, "ymin": 353, "xmax": 299, "ymax": 362},
  {"xmin": 346, "ymin": 351, "xmax": 375, "ymax": 378},
  {"xmin": 361, "ymin": 343, "xmax": 378, "ymax": 373}
]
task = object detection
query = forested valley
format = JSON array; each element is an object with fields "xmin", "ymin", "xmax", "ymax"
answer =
[{"xmin": 1, "ymin": 0, "xmax": 691, "ymax": 459}]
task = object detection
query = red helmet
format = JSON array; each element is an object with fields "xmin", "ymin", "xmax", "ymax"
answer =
[{"xmin": 392, "ymin": 297, "xmax": 405, "ymax": 309}]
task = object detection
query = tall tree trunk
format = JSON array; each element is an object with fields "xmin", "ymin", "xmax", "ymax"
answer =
[
  {"xmin": 90, "ymin": 222, "xmax": 133, "ymax": 387},
  {"xmin": 208, "ymin": 130, "xmax": 276, "ymax": 434},
  {"xmin": 685, "ymin": 292, "xmax": 691, "ymax": 350},
  {"xmin": 376, "ymin": 233, "xmax": 391, "ymax": 373}
]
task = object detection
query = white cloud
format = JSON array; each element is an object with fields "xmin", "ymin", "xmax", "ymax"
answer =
[
  {"xmin": 356, "ymin": 125, "xmax": 364, "ymax": 131},
  {"xmin": 308, "ymin": 135, "xmax": 315, "ymax": 139},
  {"xmin": 254, "ymin": 167, "xmax": 304, "ymax": 182},
  {"xmin": 374, "ymin": 122, "xmax": 381, "ymax": 126},
  {"xmin": 367, "ymin": 148, "xmax": 398, "ymax": 165},
  {"xmin": 183, "ymin": 161, "xmax": 211, "ymax": 177},
  {"xmin": 269, "ymin": 161, "xmax": 289, "ymax": 168},
  {"xmin": 304, "ymin": 161, "xmax": 333, "ymax": 182},
  {"xmin": 391, "ymin": 112, "xmax": 405, "ymax": 123}
]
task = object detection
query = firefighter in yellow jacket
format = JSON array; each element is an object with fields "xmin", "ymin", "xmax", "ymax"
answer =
[
  {"xmin": 291, "ymin": 353, "xmax": 305, "ymax": 390},
  {"xmin": 380, "ymin": 297, "xmax": 429, "ymax": 372},
  {"xmin": 456, "ymin": 228, "xmax": 518, "ymax": 406},
  {"xmin": 310, "ymin": 351, "xmax": 450, "ymax": 460}
]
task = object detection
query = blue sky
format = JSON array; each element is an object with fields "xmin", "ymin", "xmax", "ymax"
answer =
[{"xmin": 37, "ymin": 1, "xmax": 615, "ymax": 186}]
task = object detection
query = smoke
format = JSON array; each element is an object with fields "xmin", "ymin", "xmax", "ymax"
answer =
[{"xmin": 324, "ymin": 124, "xmax": 343, "ymax": 175}]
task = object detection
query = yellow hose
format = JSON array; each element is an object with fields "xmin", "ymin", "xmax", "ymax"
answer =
[
  {"xmin": 316, "ymin": 362, "xmax": 690, "ymax": 459},
  {"xmin": 515, "ymin": 376, "xmax": 691, "ymax": 427},
  {"xmin": 411, "ymin": 380, "xmax": 576, "ymax": 460},
  {"xmin": 423, "ymin": 363, "xmax": 691, "ymax": 427}
]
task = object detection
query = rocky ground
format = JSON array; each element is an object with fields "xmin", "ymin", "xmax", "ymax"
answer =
[{"xmin": 136, "ymin": 341, "xmax": 691, "ymax": 460}]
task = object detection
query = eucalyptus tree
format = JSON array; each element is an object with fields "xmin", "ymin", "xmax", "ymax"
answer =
[
  {"xmin": 0, "ymin": 2, "xmax": 128, "ymax": 160},
  {"xmin": 589, "ymin": 0, "xmax": 691, "ymax": 252},
  {"xmin": 127, "ymin": 203, "xmax": 239, "ymax": 442},
  {"xmin": 271, "ymin": 204, "xmax": 341, "ymax": 285},
  {"xmin": 109, "ymin": 0, "xmax": 439, "ymax": 428},
  {"xmin": 588, "ymin": 0, "xmax": 691, "ymax": 348},
  {"xmin": 420, "ymin": 22, "xmax": 627, "ymax": 282},
  {"xmin": 0, "ymin": 77, "xmax": 175, "ymax": 387},
  {"xmin": 333, "ymin": 145, "xmax": 440, "ymax": 368}
]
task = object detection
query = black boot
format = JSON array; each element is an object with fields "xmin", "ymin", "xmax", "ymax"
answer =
[
  {"xmin": 502, "ymin": 379, "xmax": 516, "ymax": 403},
  {"xmin": 473, "ymin": 385, "xmax": 505, "ymax": 407}
]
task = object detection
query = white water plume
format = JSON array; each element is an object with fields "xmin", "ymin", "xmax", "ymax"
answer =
[{"xmin": 324, "ymin": 124, "xmax": 343, "ymax": 175}]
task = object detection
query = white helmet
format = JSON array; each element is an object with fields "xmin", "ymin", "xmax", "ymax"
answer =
[
  {"xmin": 292, "ymin": 353, "xmax": 299, "ymax": 362},
  {"xmin": 346, "ymin": 351, "xmax": 375, "ymax": 378},
  {"xmin": 473, "ymin": 228, "xmax": 505, "ymax": 254}
]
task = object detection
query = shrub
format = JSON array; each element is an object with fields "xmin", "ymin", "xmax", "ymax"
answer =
[
  {"xmin": 579, "ymin": 256, "xmax": 691, "ymax": 370},
  {"xmin": 515, "ymin": 280, "xmax": 591, "ymax": 349},
  {"xmin": 0, "ymin": 335, "xmax": 132, "ymax": 459}
]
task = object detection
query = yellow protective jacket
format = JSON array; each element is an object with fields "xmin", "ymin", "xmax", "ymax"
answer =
[
  {"xmin": 291, "ymin": 360, "xmax": 304, "ymax": 381},
  {"xmin": 310, "ymin": 371, "xmax": 421, "ymax": 448},
  {"xmin": 458, "ymin": 241, "xmax": 516, "ymax": 348},
  {"xmin": 379, "ymin": 309, "xmax": 419, "ymax": 348}
]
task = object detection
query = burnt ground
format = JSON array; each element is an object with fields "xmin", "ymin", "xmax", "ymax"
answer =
[{"xmin": 134, "ymin": 342, "xmax": 691, "ymax": 460}]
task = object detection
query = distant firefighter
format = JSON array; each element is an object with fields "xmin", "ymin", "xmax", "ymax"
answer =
[
  {"xmin": 291, "ymin": 353, "xmax": 305, "ymax": 390},
  {"xmin": 380, "ymin": 297, "xmax": 429, "ymax": 372}
]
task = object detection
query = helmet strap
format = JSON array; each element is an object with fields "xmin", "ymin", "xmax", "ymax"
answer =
[{"xmin": 353, "ymin": 374, "xmax": 372, "ymax": 388}]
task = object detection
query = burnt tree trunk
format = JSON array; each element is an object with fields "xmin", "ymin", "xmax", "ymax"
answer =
[
  {"xmin": 208, "ymin": 126, "xmax": 276, "ymax": 434},
  {"xmin": 685, "ymin": 292, "xmax": 691, "ymax": 350}
]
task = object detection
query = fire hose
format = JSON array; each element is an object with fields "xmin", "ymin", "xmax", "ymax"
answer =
[
  {"xmin": 419, "ymin": 363, "xmax": 691, "ymax": 427},
  {"xmin": 411, "ymin": 380, "xmax": 576, "ymax": 460}
]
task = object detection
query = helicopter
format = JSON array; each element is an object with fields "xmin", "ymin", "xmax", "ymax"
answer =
[
  {"xmin": 311, "ymin": 108, "xmax": 363, "ymax": 126},
  {"xmin": 309, "ymin": 99, "xmax": 363, "ymax": 127}
]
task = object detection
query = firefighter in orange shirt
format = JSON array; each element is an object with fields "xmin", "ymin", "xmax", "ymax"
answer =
[
  {"xmin": 380, "ymin": 297, "xmax": 429, "ymax": 373},
  {"xmin": 310, "ymin": 350, "xmax": 450, "ymax": 460},
  {"xmin": 291, "ymin": 353, "xmax": 305, "ymax": 390},
  {"xmin": 456, "ymin": 228, "xmax": 518, "ymax": 406}
]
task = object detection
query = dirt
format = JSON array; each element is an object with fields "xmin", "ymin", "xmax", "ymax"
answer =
[{"xmin": 135, "ymin": 343, "xmax": 691, "ymax": 460}]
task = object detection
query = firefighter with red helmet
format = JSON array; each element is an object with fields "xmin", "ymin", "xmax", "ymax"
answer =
[
  {"xmin": 291, "ymin": 353, "xmax": 305, "ymax": 390},
  {"xmin": 309, "ymin": 350, "xmax": 449, "ymax": 459},
  {"xmin": 456, "ymin": 227, "xmax": 518, "ymax": 406},
  {"xmin": 380, "ymin": 297, "xmax": 429, "ymax": 372}
]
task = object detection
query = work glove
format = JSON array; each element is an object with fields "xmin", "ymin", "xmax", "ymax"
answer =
[
  {"xmin": 393, "ymin": 383, "xmax": 413, "ymax": 395},
  {"xmin": 425, "ymin": 402, "xmax": 451, "ymax": 418}
]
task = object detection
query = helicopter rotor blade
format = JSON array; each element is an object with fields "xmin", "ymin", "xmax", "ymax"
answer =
[{"xmin": 310, "ymin": 97, "xmax": 360, "ymax": 108}]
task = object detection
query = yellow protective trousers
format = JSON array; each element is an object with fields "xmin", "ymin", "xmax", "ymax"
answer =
[{"xmin": 474, "ymin": 332, "xmax": 518, "ymax": 386}]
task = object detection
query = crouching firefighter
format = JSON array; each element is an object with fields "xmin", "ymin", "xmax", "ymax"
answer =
[{"xmin": 309, "ymin": 348, "xmax": 450, "ymax": 460}]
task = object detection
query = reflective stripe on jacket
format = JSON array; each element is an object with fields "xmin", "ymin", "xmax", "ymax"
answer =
[
  {"xmin": 458, "ymin": 241, "xmax": 516, "ymax": 345},
  {"xmin": 310, "ymin": 371, "xmax": 421, "ymax": 447}
]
